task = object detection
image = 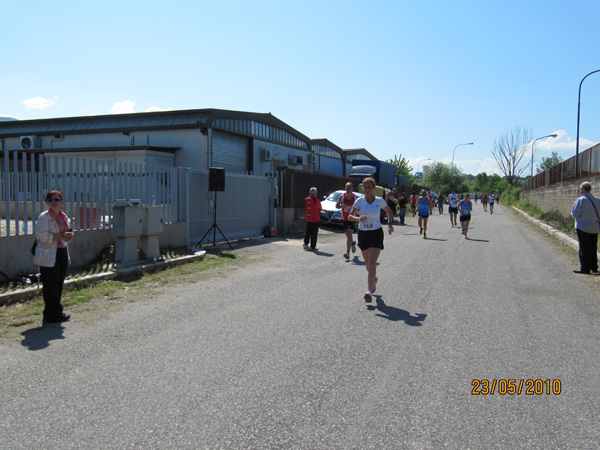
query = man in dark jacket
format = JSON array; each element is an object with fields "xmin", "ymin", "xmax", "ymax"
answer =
[{"xmin": 304, "ymin": 187, "xmax": 322, "ymax": 250}]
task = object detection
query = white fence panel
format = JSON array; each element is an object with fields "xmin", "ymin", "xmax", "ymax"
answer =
[{"xmin": 1, "ymin": 150, "xmax": 180, "ymax": 236}]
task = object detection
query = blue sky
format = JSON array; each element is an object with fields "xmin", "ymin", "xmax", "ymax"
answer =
[{"xmin": 3, "ymin": 0, "xmax": 599, "ymax": 176}]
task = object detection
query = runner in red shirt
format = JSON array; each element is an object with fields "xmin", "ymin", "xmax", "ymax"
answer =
[
  {"xmin": 336, "ymin": 182, "xmax": 358, "ymax": 259},
  {"xmin": 410, "ymin": 192, "xmax": 418, "ymax": 217}
]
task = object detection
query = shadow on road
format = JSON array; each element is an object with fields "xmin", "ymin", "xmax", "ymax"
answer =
[
  {"xmin": 311, "ymin": 249, "xmax": 335, "ymax": 257},
  {"xmin": 368, "ymin": 297, "xmax": 428, "ymax": 326},
  {"xmin": 20, "ymin": 324, "xmax": 65, "ymax": 351},
  {"xmin": 465, "ymin": 238, "xmax": 490, "ymax": 243}
]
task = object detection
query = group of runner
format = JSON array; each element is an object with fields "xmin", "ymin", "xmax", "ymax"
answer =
[{"xmin": 323, "ymin": 181, "xmax": 499, "ymax": 304}]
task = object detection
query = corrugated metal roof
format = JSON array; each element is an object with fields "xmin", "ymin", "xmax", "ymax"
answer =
[
  {"xmin": 21, "ymin": 145, "xmax": 179, "ymax": 154},
  {"xmin": 343, "ymin": 148, "xmax": 378, "ymax": 161},
  {"xmin": 0, "ymin": 108, "xmax": 311, "ymax": 145}
]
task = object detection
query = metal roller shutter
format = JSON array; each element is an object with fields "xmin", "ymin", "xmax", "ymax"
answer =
[{"xmin": 212, "ymin": 130, "xmax": 250, "ymax": 172}]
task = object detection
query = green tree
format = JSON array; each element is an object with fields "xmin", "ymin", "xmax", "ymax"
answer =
[
  {"xmin": 423, "ymin": 162, "xmax": 466, "ymax": 193},
  {"xmin": 474, "ymin": 172, "xmax": 490, "ymax": 192},
  {"xmin": 387, "ymin": 154, "xmax": 412, "ymax": 175},
  {"xmin": 488, "ymin": 174, "xmax": 508, "ymax": 193},
  {"xmin": 536, "ymin": 151, "xmax": 563, "ymax": 173}
]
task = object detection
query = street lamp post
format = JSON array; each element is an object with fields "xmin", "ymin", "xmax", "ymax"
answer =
[
  {"xmin": 451, "ymin": 143, "xmax": 473, "ymax": 170},
  {"xmin": 530, "ymin": 133, "xmax": 558, "ymax": 178},
  {"xmin": 575, "ymin": 69, "xmax": 600, "ymax": 178}
]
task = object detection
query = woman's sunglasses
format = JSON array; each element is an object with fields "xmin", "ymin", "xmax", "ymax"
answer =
[{"xmin": 47, "ymin": 197, "xmax": 62, "ymax": 202}]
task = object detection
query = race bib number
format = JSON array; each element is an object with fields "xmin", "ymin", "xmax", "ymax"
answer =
[{"xmin": 360, "ymin": 218, "xmax": 377, "ymax": 230}]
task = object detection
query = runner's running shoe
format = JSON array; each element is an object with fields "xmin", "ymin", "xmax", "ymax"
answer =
[{"xmin": 364, "ymin": 291, "xmax": 373, "ymax": 303}]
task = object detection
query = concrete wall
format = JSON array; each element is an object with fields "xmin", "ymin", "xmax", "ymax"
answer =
[
  {"xmin": 0, "ymin": 223, "xmax": 188, "ymax": 279},
  {"xmin": 276, "ymin": 208, "xmax": 296, "ymax": 235},
  {"xmin": 522, "ymin": 174, "xmax": 600, "ymax": 216}
]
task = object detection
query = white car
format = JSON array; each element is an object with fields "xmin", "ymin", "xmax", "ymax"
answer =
[{"xmin": 319, "ymin": 190, "xmax": 363, "ymax": 226}]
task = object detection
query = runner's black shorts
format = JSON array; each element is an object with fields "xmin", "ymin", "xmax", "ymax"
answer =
[
  {"xmin": 449, "ymin": 206, "xmax": 458, "ymax": 214},
  {"xmin": 342, "ymin": 220, "xmax": 354, "ymax": 230},
  {"xmin": 358, "ymin": 227, "xmax": 384, "ymax": 251},
  {"xmin": 460, "ymin": 214, "xmax": 471, "ymax": 222},
  {"xmin": 418, "ymin": 214, "xmax": 429, "ymax": 219}
]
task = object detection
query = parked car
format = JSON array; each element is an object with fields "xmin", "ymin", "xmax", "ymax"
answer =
[{"xmin": 319, "ymin": 190, "xmax": 363, "ymax": 226}]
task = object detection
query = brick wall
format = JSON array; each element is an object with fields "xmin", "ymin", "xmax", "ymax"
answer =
[{"xmin": 522, "ymin": 175, "xmax": 600, "ymax": 215}]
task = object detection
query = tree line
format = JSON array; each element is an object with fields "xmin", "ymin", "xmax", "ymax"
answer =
[{"xmin": 387, "ymin": 125, "xmax": 563, "ymax": 198}]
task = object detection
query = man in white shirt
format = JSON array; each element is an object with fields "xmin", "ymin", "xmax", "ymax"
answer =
[{"xmin": 448, "ymin": 188, "xmax": 459, "ymax": 227}]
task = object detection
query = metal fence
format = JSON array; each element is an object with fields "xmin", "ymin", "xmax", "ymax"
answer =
[
  {"xmin": 2, "ymin": 150, "xmax": 278, "ymax": 245},
  {"xmin": 186, "ymin": 169, "xmax": 276, "ymax": 246},
  {"xmin": 1, "ymin": 150, "xmax": 179, "ymax": 236},
  {"xmin": 522, "ymin": 143, "xmax": 600, "ymax": 190}
]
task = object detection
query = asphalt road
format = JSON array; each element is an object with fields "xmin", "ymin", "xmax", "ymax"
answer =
[{"xmin": 2, "ymin": 204, "xmax": 600, "ymax": 450}]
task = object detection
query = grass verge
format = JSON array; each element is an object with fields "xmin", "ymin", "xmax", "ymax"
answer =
[
  {"xmin": 0, "ymin": 251, "xmax": 239, "ymax": 342},
  {"xmin": 513, "ymin": 198, "xmax": 576, "ymax": 239}
]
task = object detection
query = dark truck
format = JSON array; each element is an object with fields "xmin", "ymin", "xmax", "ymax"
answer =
[{"xmin": 349, "ymin": 160, "xmax": 397, "ymax": 186}]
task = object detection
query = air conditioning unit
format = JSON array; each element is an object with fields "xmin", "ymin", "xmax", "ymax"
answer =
[
  {"xmin": 308, "ymin": 154, "xmax": 317, "ymax": 164},
  {"xmin": 20, "ymin": 136, "xmax": 39, "ymax": 150},
  {"xmin": 260, "ymin": 148, "xmax": 272, "ymax": 161}
]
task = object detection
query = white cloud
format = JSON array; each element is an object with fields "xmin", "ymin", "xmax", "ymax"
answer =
[
  {"xmin": 145, "ymin": 106, "xmax": 173, "ymax": 112},
  {"xmin": 110, "ymin": 100, "xmax": 136, "ymax": 114},
  {"xmin": 531, "ymin": 129, "xmax": 598, "ymax": 161},
  {"xmin": 23, "ymin": 97, "xmax": 55, "ymax": 110}
]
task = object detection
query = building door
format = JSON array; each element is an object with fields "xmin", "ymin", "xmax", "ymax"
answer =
[{"xmin": 211, "ymin": 130, "xmax": 250, "ymax": 172}]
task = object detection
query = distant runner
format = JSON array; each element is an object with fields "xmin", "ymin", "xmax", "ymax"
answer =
[
  {"xmin": 336, "ymin": 182, "xmax": 358, "ymax": 260},
  {"xmin": 459, "ymin": 193, "xmax": 473, "ymax": 239},
  {"xmin": 410, "ymin": 191, "xmax": 418, "ymax": 217},
  {"xmin": 448, "ymin": 188, "xmax": 459, "ymax": 227},
  {"xmin": 418, "ymin": 190, "xmax": 432, "ymax": 239},
  {"xmin": 437, "ymin": 191, "xmax": 445, "ymax": 215}
]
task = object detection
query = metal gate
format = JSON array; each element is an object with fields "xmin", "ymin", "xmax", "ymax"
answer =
[
  {"xmin": 211, "ymin": 131, "xmax": 250, "ymax": 173},
  {"xmin": 186, "ymin": 169, "xmax": 275, "ymax": 246}
]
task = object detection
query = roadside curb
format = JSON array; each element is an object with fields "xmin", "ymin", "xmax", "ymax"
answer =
[
  {"xmin": 0, "ymin": 251, "xmax": 206, "ymax": 307},
  {"xmin": 511, "ymin": 206, "xmax": 600, "ymax": 260},
  {"xmin": 512, "ymin": 206, "xmax": 578, "ymax": 252}
]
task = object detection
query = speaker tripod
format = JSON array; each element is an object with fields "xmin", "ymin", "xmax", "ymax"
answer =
[{"xmin": 195, "ymin": 191, "xmax": 233, "ymax": 250}]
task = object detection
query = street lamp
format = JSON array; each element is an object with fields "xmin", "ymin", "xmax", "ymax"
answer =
[
  {"xmin": 530, "ymin": 133, "xmax": 558, "ymax": 177},
  {"xmin": 575, "ymin": 69, "xmax": 600, "ymax": 178},
  {"xmin": 451, "ymin": 143, "xmax": 473, "ymax": 169}
]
